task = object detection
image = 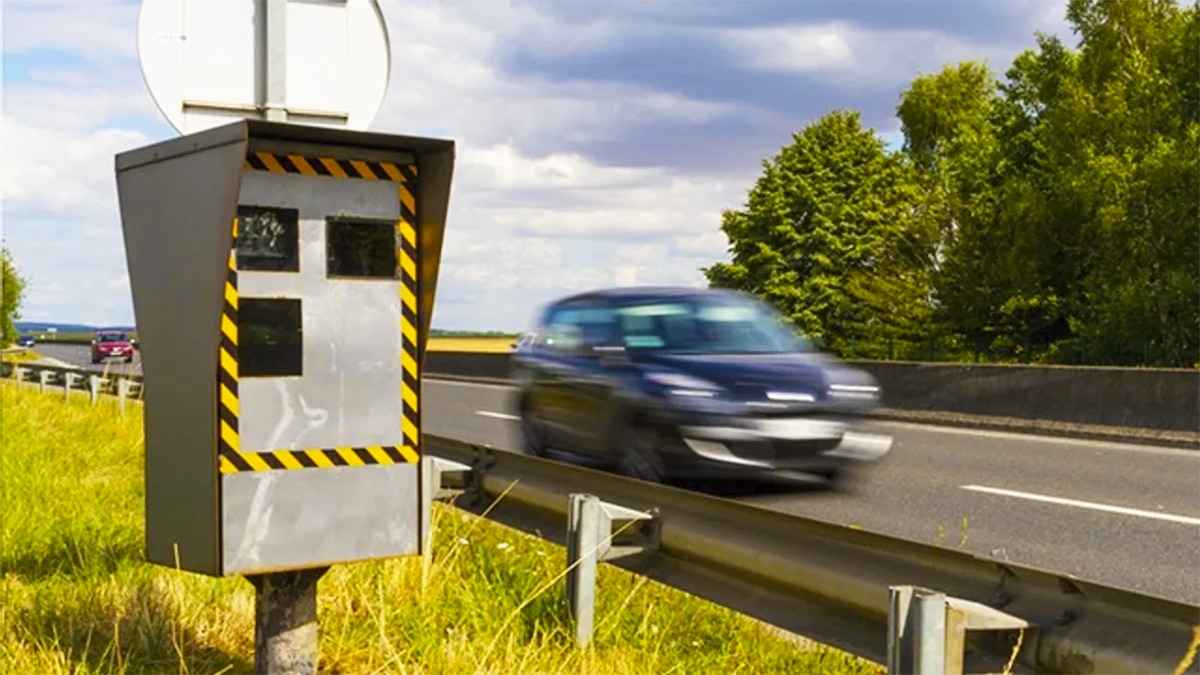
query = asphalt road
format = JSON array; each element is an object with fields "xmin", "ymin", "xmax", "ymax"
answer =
[
  {"xmin": 34, "ymin": 342, "xmax": 143, "ymax": 376},
  {"xmin": 422, "ymin": 378, "xmax": 1200, "ymax": 606},
  {"xmin": 33, "ymin": 343, "xmax": 1200, "ymax": 604}
]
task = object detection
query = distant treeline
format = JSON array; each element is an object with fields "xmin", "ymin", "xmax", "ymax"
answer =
[{"xmin": 705, "ymin": 0, "xmax": 1199, "ymax": 368}]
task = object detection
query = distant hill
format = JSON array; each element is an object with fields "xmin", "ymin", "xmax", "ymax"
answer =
[{"xmin": 15, "ymin": 322, "xmax": 136, "ymax": 334}]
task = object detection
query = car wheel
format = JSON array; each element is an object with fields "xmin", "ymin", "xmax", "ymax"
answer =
[
  {"xmin": 518, "ymin": 406, "xmax": 550, "ymax": 458},
  {"xmin": 614, "ymin": 422, "xmax": 667, "ymax": 483},
  {"xmin": 125, "ymin": 355, "xmax": 134, "ymax": 363}
]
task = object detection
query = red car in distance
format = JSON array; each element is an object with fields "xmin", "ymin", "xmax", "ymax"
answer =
[{"xmin": 91, "ymin": 330, "xmax": 136, "ymax": 364}]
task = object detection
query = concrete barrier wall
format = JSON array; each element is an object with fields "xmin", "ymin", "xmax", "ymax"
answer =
[
  {"xmin": 850, "ymin": 361, "xmax": 1200, "ymax": 432},
  {"xmin": 423, "ymin": 352, "xmax": 1200, "ymax": 433}
]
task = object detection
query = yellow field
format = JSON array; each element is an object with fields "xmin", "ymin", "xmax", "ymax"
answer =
[{"xmin": 427, "ymin": 336, "xmax": 515, "ymax": 353}]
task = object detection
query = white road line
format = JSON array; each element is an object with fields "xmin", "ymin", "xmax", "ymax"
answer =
[
  {"xmin": 476, "ymin": 410, "xmax": 519, "ymax": 421},
  {"xmin": 883, "ymin": 420, "xmax": 1198, "ymax": 457},
  {"xmin": 426, "ymin": 377, "xmax": 515, "ymax": 392},
  {"xmin": 961, "ymin": 484, "xmax": 1200, "ymax": 525}
]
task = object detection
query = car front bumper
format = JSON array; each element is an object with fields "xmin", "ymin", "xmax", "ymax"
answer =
[
  {"xmin": 649, "ymin": 411, "xmax": 893, "ymax": 479},
  {"xmin": 96, "ymin": 349, "xmax": 132, "ymax": 359}
]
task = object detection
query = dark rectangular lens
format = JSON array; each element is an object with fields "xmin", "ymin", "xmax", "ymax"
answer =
[
  {"xmin": 236, "ymin": 205, "xmax": 300, "ymax": 272},
  {"xmin": 239, "ymin": 298, "xmax": 303, "ymax": 377},
  {"xmin": 326, "ymin": 217, "xmax": 396, "ymax": 279}
]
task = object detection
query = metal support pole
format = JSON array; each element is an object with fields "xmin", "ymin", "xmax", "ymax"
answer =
[
  {"xmin": 888, "ymin": 585, "xmax": 1031, "ymax": 674},
  {"xmin": 88, "ymin": 375, "xmax": 100, "ymax": 405},
  {"xmin": 247, "ymin": 567, "xmax": 329, "ymax": 675},
  {"xmin": 63, "ymin": 372, "xmax": 74, "ymax": 400},
  {"xmin": 564, "ymin": 493, "xmax": 657, "ymax": 649},
  {"xmin": 888, "ymin": 585, "xmax": 947, "ymax": 674},
  {"xmin": 263, "ymin": 0, "xmax": 288, "ymax": 121},
  {"xmin": 566, "ymin": 493, "xmax": 602, "ymax": 648},
  {"xmin": 13, "ymin": 366, "xmax": 24, "ymax": 385},
  {"xmin": 39, "ymin": 370, "xmax": 49, "ymax": 393}
]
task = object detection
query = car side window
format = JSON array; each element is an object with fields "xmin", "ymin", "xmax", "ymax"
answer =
[{"xmin": 539, "ymin": 301, "xmax": 618, "ymax": 355}]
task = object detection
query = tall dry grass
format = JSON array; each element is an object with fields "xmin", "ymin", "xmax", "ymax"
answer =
[{"xmin": 0, "ymin": 381, "xmax": 879, "ymax": 674}]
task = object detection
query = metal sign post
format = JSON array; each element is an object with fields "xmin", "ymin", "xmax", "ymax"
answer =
[{"xmin": 121, "ymin": 3, "xmax": 454, "ymax": 672}]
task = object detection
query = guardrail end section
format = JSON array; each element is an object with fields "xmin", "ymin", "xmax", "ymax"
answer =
[
  {"xmin": 420, "ymin": 455, "xmax": 477, "ymax": 556},
  {"xmin": 888, "ymin": 585, "xmax": 1030, "ymax": 675},
  {"xmin": 427, "ymin": 456, "xmax": 473, "ymax": 496}
]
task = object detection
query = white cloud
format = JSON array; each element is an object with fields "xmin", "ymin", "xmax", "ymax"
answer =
[
  {"xmin": 1, "ymin": 0, "xmax": 1072, "ymax": 331},
  {"xmin": 718, "ymin": 12, "xmax": 1073, "ymax": 89},
  {"xmin": 1, "ymin": 117, "xmax": 153, "ymax": 220},
  {"xmin": 720, "ymin": 23, "xmax": 857, "ymax": 74},
  {"xmin": 372, "ymin": 0, "xmax": 754, "ymax": 149},
  {"xmin": 3, "ymin": 0, "xmax": 139, "ymax": 61}
]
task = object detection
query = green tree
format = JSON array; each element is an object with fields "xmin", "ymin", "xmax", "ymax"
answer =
[
  {"xmin": 705, "ymin": 0, "xmax": 1199, "ymax": 367},
  {"xmin": 1056, "ymin": 0, "xmax": 1200, "ymax": 365},
  {"xmin": 894, "ymin": 61, "xmax": 1020, "ymax": 358},
  {"xmin": 2, "ymin": 248, "xmax": 27, "ymax": 346},
  {"xmin": 702, "ymin": 109, "xmax": 918, "ymax": 355}
]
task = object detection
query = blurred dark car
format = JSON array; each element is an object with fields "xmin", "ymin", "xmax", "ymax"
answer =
[
  {"xmin": 91, "ymin": 330, "xmax": 135, "ymax": 364},
  {"xmin": 511, "ymin": 286, "xmax": 893, "ymax": 486},
  {"xmin": 16, "ymin": 335, "xmax": 35, "ymax": 348}
]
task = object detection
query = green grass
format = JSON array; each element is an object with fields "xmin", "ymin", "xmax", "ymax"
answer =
[
  {"xmin": 0, "ymin": 382, "xmax": 879, "ymax": 675},
  {"xmin": 1, "ymin": 349, "xmax": 39, "ymax": 364}
]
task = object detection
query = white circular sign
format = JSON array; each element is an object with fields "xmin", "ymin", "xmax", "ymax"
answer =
[{"xmin": 137, "ymin": 0, "xmax": 392, "ymax": 135}]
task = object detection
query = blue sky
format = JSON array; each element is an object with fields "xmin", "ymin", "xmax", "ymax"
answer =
[{"xmin": 1, "ymin": 0, "xmax": 1075, "ymax": 332}]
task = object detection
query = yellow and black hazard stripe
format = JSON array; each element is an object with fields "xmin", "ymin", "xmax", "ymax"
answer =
[
  {"xmin": 218, "ymin": 217, "xmax": 242, "ymax": 474},
  {"xmin": 221, "ymin": 445, "xmax": 419, "ymax": 473},
  {"xmin": 217, "ymin": 159, "xmax": 424, "ymax": 474},
  {"xmin": 397, "ymin": 163, "xmax": 421, "ymax": 461},
  {"xmin": 243, "ymin": 150, "xmax": 411, "ymax": 182}
]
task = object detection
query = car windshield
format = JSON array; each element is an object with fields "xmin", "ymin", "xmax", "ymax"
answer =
[
  {"xmin": 98, "ymin": 333, "xmax": 127, "ymax": 342},
  {"xmin": 613, "ymin": 295, "xmax": 808, "ymax": 355}
]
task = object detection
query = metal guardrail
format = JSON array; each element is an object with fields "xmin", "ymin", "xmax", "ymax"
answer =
[
  {"xmin": 6, "ymin": 360, "xmax": 1198, "ymax": 673},
  {"xmin": 2, "ymin": 361, "xmax": 144, "ymax": 411},
  {"xmin": 425, "ymin": 434, "xmax": 1200, "ymax": 675}
]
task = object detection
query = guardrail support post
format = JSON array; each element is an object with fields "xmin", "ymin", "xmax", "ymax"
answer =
[
  {"xmin": 118, "ymin": 378, "xmax": 129, "ymax": 414},
  {"xmin": 63, "ymin": 372, "xmax": 74, "ymax": 401},
  {"xmin": 566, "ymin": 493, "xmax": 657, "ymax": 648},
  {"xmin": 888, "ymin": 585, "xmax": 1031, "ymax": 675},
  {"xmin": 88, "ymin": 375, "xmax": 101, "ymax": 405},
  {"xmin": 246, "ymin": 567, "xmax": 329, "ymax": 675},
  {"xmin": 13, "ymin": 366, "xmax": 24, "ymax": 386},
  {"xmin": 39, "ymin": 370, "xmax": 50, "ymax": 393},
  {"xmin": 421, "ymin": 456, "xmax": 473, "ymax": 554}
]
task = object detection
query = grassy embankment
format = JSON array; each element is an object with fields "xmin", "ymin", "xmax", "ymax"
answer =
[
  {"xmin": 0, "ymin": 382, "xmax": 879, "ymax": 674},
  {"xmin": 1, "ymin": 349, "xmax": 39, "ymax": 364}
]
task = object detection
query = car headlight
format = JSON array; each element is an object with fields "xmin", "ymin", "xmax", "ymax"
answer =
[{"xmin": 645, "ymin": 371, "xmax": 723, "ymax": 398}]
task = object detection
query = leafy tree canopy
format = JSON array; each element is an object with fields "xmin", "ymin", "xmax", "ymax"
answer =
[{"xmin": 704, "ymin": 0, "xmax": 1199, "ymax": 367}]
